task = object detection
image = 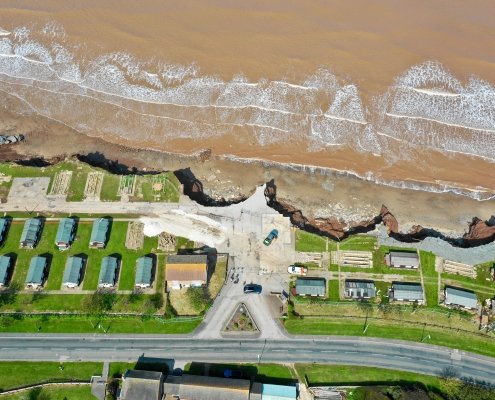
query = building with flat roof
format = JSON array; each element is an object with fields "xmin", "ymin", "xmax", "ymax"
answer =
[
  {"xmin": 26, "ymin": 256, "xmax": 47, "ymax": 289},
  {"xmin": 445, "ymin": 286, "xmax": 478, "ymax": 309},
  {"xmin": 135, "ymin": 256, "xmax": 154, "ymax": 289},
  {"xmin": 62, "ymin": 256, "xmax": 84, "ymax": 288},
  {"xmin": 20, "ymin": 218, "xmax": 42, "ymax": 249},
  {"xmin": 391, "ymin": 282, "xmax": 424, "ymax": 303},
  {"xmin": 0, "ymin": 218, "xmax": 8, "ymax": 244},
  {"xmin": 260, "ymin": 383, "xmax": 297, "ymax": 400},
  {"xmin": 0, "ymin": 255, "xmax": 11, "ymax": 287},
  {"xmin": 163, "ymin": 374, "xmax": 250, "ymax": 400},
  {"xmin": 55, "ymin": 218, "xmax": 76, "ymax": 250},
  {"xmin": 295, "ymin": 278, "xmax": 326, "ymax": 297},
  {"xmin": 386, "ymin": 251, "xmax": 420, "ymax": 269},
  {"xmin": 345, "ymin": 280, "xmax": 375, "ymax": 299},
  {"xmin": 89, "ymin": 218, "xmax": 109, "ymax": 249},
  {"xmin": 119, "ymin": 370, "xmax": 163, "ymax": 400},
  {"xmin": 98, "ymin": 256, "xmax": 119, "ymax": 288},
  {"xmin": 166, "ymin": 254, "xmax": 208, "ymax": 290}
]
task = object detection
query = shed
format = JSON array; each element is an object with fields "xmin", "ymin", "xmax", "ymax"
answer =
[
  {"xmin": 55, "ymin": 218, "xmax": 76, "ymax": 250},
  {"xmin": 166, "ymin": 254, "xmax": 208, "ymax": 290},
  {"xmin": 20, "ymin": 218, "xmax": 42, "ymax": 248},
  {"xmin": 345, "ymin": 280, "xmax": 375, "ymax": 299},
  {"xmin": 0, "ymin": 255, "xmax": 11, "ymax": 287},
  {"xmin": 391, "ymin": 282, "xmax": 424, "ymax": 303},
  {"xmin": 388, "ymin": 251, "xmax": 420, "ymax": 269},
  {"xmin": 0, "ymin": 218, "xmax": 8, "ymax": 243},
  {"xmin": 163, "ymin": 374, "xmax": 250, "ymax": 400},
  {"xmin": 98, "ymin": 256, "xmax": 119, "ymax": 288},
  {"xmin": 135, "ymin": 256, "xmax": 154, "ymax": 288},
  {"xmin": 445, "ymin": 287, "xmax": 478, "ymax": 309},
  {"xmin": 262, "ymin": 384, "xmax": 297, "ymax": 400},
  {"xmin": 295, "ymin": 278, "xmax": 326, "ymax": 297},
  {"xmin": 119, "ymin": 370, "xmax": 163, "ymax": 400},
  {"xmin": 62, "ymin": 256, "xmax": 84, "ymax": 288},
  {"xmin": 89, "ymin": 218, "xmax": 109, "ymax": 249},
  {"xmin": 26, "ymin": 256, "xmax": 47, "ymax": 288}
]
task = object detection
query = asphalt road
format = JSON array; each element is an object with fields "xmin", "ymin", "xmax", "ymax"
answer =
[{"xmin": 1, "ymin": 335, "xmax": 495, "ymax": 385}]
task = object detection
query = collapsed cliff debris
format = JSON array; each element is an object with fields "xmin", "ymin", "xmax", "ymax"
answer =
[{"xmin": 0, "ymin": 134, "xmax": 24, "ymax": 145}]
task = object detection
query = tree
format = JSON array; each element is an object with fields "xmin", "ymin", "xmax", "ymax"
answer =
[
  {"xmin": 83, "ymin": 290, "xmax": 116, "ymax": 314},
  {"xmin": 0, "ymin": 281, "xmax": 20, "ymax": 306}
]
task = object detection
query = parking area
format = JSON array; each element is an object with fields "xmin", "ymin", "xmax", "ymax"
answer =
[{"xmin": 8, "ymin": 177, "xmax": 50, "ymax": 202}]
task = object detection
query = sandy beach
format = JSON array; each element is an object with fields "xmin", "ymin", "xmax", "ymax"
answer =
[{"xmin": 0, "ymin": 0, "xmax": 493, "ymax": 237}]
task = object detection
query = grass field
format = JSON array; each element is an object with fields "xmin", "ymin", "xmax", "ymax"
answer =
[
  {"xmin": 339, "ymin": 235, "xmax": 377, "ymax": 251},
  {"xmin": 328, "ymin": 280, "xmax": 340, "ymax": 301},
  {"xmin": 0, "ymin": 384, "xmax": 94, "ymax": 399},
  {"xmin": 295, "ymin": 230, "xmax": 328, "ymax": 252},
  {"xmin": 420, "ymin": 251, "xmax": 439, "ymax": 306},
  {"xmin": 0, "ymin": 314, "xmax": 201, "ymax": 334},
  {"xmin": 99, "ymin": 174, "xmax": 121, "ymax": 201},
  {"xmin": 284, "ymin": 316, "xmax": 495, "ymax": 357},
  {"xmin": 133, "ymin": 173, "xmax": 181, "ymax": 202},
  {"xmin": 0, "ymin": 361, "xmax": 101, "ymax": 391}
]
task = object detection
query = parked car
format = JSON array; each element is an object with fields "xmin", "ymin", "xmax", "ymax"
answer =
[
  {"xmin": 287, "ymin": 265, "xmax": 308, "ymax": 276},
  {"xmin": 244, "ymin": 283, "xmax": 262, "ymax": 294},
  {"xmin": 263, "ymin": 229, "xmax": 279, "ymax": 246},
  {"xmin": 224, "ymin": 369, "xmax": 243, "ymax": 378}
]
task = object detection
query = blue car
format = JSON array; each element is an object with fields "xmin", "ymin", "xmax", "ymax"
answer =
[
  {"xmin": 263, "ymin": 229, "xmax": 279, "ymax": 246},
  {"xmin": 244, "ymin": 283, "xmax": 262, "ymax": 294}
]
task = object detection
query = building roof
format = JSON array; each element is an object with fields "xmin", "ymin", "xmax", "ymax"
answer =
[
  {"xmin": 445, "ymin": 287, "xmax": 478, "ymax": 308},
  {"xmin": 135, "ymin": 256, "xmax": 153, "ymax": 285},
  {"xmin": 26, "ymin": 256, "xmax": 46, "ymax": 284},
  {"xmin": 166, "ymin": 255, "xmax": 207, "ymax": 282},
  {"xmin": 120, "ymin": 370, "xmax": 163, "ymax": 400},
  {"xmin": 63, "ymin": 256, "xmax": 83, "ymax": 284},
  {"xmin": 0, "ymin": 218, "xmax": 7, "ymax": 240},
  {"xmin": 345, "ymin": 280, "xmax": 376, "ymax": 297},
  {"xmin": 90, "ymin": 218, "xmax": 109, "ymax": 244},
  {"xmin": 56, "ymin": 218, "xmax": 75, "ymax": 244},
  {"xmin": 390, "ymin": 251, "xmax": 420, "ymax": 266},
  {"xmin": 295, "ymin": 278, "xmax": 326, "ymax": 296},
  {"xmin": 0, "ymin": 255, "xmax": 11, "ymax": 285},
  {"xmin": 20, "ymin": 218, "xmax": 41, "ymax": 243},
  {"xmin": 262, "ymin": 384, "xmax": 297, "ymax": 400},
  {"xmin": 163, "ymin": 374, "xmax": 250, "ymax": 400},
  {"xmin": 392, "ymin": 283, "xmax": 424, "ymax": 301},
  {"xmin": 99, "ymin": 256, "xmax": 118, "ymax": 285}
]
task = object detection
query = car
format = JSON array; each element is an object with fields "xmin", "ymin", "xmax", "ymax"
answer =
[
  {"xmin": 224, "ymin": 369, "xmax": 243, "ymax": 378},
  {"xmin": 287, "ymin": 265, "xmax": 308, "ymax": 276},
  {"xmin": 244, "ymin": 283, "xmax": 262, "ymax": 294},
  {"xmin": 263, "ymin": 229, "xmax": 279, "ymax": 246}
]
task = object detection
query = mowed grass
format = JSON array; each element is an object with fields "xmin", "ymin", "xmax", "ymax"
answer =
[
  {"xmin": 0, "ymin": 315, "xmax": 201, "ymax": 334},
  {"xmin": 133, "ymin": 173, "xmax": 181, "ymax": 203},
  {"xmin": 295, "ymin": 364, "xmax": 442, "ymax": 391},
  {"xmin": 0, "ymin": 384, "xmax": 94, "ymax": 400},
  {"xmin": 284, "ymin": 317, "xmax": 495, "ymax": 357},
  {"xmin": 328, "ymin": 280, "xmax": 340, "ymax": 301},
  {"xmin": 420, "ymin": 250, "xmax": 438, "ymax": 306},
  {"xmin": 295, "ymin": 230, "xmax": 328, "ymax": 252},
  {"xmin": 118, "ymin": 235, "xmax": 158, "ymax": 291},
  {"xmin": 0, "ymin": 361, "xmax": 101, "ymax": 391},
  {"xmin": 100, "ymin": 174, "xmax": 121, "ymax": 201},
  {"xmin": 339, "ymin": 235, "xmax": 376, "ymax": 251}
]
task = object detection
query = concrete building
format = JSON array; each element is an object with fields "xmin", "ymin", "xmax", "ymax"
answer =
[
  {"xmin": 390, "ymin": 282, "xmax": 424, "ymax": 304},
  {"xmin": 25, "ymin": 256, "xmax": 47, "ymax": 289},
  {"xmin": 55, "ymin": 218, "xmax": 76, "ymax": 250},
  {"xmin": 295, "ymin": 278, "xmax": 326, "ymax": 297},
  {"xmin": 62, "ymin": 256, "xmax": 84, "ymax": 288},
  {"xmin": 163, "ymin": 374, "xmax": 250, "ymax": 400},
  {"xmin": 386, "ymin": 251, "xmax": 420, "ymax": 269},
  {"xmin": 0, "ymin": 218, "xmax": 8, "ymax": 244},
  {"xmin": 445, "ymin": 286, "xmax": 478, "ymax": 309},
  {"xmin": 0, "ymin": 255, "xmax": 11, "ymax": 287},
  {"xmin": 165, "ymin": 255, "xmax": 208, "ymax": 290},
  {"xmin": 98, "ymin": 256, "xmax": 119, "ymax": 288},
  {"xmin": 135, "ymin": 256, "xmax": 154, "ymax": 289},
  {"xmin": 345, "ymin": 280, "xmax": 376, "ymax": 299},
  {"xmin": 89, "ymin": 218, "xmax": 109, "ymax": 249},
  {"xmin": 19, "ymin": 218, "xmax": 42, "ymax": 249},
  {"xmin": 119, "ymin": 370, "xmax": 163, "ymax": 400},
  {"xmin": 260, "ymin": 383, "xmax": 297, "ymax": 400}
]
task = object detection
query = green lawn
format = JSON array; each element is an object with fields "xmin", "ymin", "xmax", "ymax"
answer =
[
  {"xmin": 100, "ymin": 174, "xmax": 121, "ymax": 201},
  {"xmin": 0, "ymin": 361, "xmax": 101, "ymax": 391},
  {"xmin": 420, "ymin": 251, "xmax": 438, "ymax": 306},
  {"xmin": 339, "ymin": 235, "xmax": 377, "ymax": 251},
  {"xmin": 0, "ymin": 384, "xmax": 94, "ymax": 399},
  {"xmin": 118, "ymin": 235, "xmax": 158, "ymax": 291},
  {"xmin": 132, "ymin": 173, "xmax": 180, "ymax": 202},
  {"xmin": 284, "ymin": 316, "xmax": 495, "ymax": 357},
  {"xmin": 0, "ymin": 315, "xmax": 201, "ymax": 334},
  {"xmin": 295, "ymin": 230, "xmax": 328, "ymax": 252},
  {"xmin": 328, "ymin": 280, "xmax": 340, "ymax": 301}
]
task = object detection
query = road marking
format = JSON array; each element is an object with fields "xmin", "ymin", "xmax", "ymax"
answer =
[{"xmin": 321, "ymin": 350, "xmax": 337, "ymax": 353}]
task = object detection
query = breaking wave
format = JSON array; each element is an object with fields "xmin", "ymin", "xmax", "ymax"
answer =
[{"xmin": 0, "ymin": 23, "xmax": 494, "ymax": 199}]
